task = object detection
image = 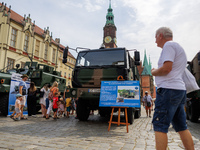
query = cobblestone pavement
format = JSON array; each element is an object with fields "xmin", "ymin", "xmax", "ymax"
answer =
[{"xmin": 0, "ymin": 107, "xmax": 199, "ymax": 150}]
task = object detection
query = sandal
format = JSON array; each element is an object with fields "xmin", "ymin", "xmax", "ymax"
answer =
[
  {"xmin": 21, "ymin": 117, "xmax": 28, "ymax": 120},
  {"xmin": 46, "ymin": 117, "xmax": 49, "ymax": 119},
  {"xmin": 10, "ymin": 115, "xmax": 14, "ymax": 119}
]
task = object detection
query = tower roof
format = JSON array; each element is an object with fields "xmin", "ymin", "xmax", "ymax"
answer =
[
  {"xmin": 105, "ymin": 0, "xmax": 115, "ymax": 25},
  {"xmin": 142, "ymin": 50, "xmax": 152, "ymax": 76}
]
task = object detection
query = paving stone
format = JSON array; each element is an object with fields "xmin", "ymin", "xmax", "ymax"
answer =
[{"xmin": 0, "ymin": 107, "xmax": 199, "ymax": 150}]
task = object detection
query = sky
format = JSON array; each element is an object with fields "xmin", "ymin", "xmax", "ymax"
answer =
[{"xmin": 5, "ymin": 0, "xmax": 200, "ymax": 68}]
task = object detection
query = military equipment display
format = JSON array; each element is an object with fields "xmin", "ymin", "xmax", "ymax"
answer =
[
  {"xmin": 0, "ymin": 62, "xmax": 66, "ymax": 116},
  {"xmin": 63, "ymin": 47, "xmax": 141, "ymax": 124},
  {"xmin": 186, "ymin": 52, "xmax": 200, "ymax": 122}
]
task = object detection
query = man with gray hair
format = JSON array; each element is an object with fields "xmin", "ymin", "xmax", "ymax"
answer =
[{"xmin": 151, "ymin": 27, "xmax": 194, "ymax": 150}]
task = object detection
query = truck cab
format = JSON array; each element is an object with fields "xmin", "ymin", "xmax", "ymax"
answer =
[{"xmin": 64, "ymin": 47, "xmax": 141, "ymax": 124}]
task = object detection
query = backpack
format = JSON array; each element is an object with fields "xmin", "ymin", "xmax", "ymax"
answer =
[{"xmin": 48, "ymin": 87, "xmax": 56, "ymax": 100}]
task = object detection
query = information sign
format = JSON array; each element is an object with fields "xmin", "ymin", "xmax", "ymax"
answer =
[{"xmin": 99, "ymin": 81, "xmax": 140, "ymax": 107}]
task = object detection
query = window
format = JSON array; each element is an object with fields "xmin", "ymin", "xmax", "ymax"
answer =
[
  {"xmin": 10, "ymin": 28, "xmax": 17, "ymax": 47},
  {"xmin": 64, "ymin": 72, "xmax": 66, "ymax": 77},
  {"xmin": 7, "ymin": 58, "xmax": 15, "ymax": 70},
  {"xmin": 35, "ymin": 40, "xmax": 40, "ymax": 57},
  {"xmin": 44, "ymin": 43, "xmax": 48, "ymax": 60},
  {"xmin": 52, "ymin": 49, "xmax": 56, "ymax": 63},
  {"xmin": 21, "ymin": 62, "xmax": 25, "ymax": 68},
  {"xmin": 24, "ymin": 32, "xmax": 29, "ymax": 52},
  {"xmin": 68, "ymin": 73, "xmax": 70, "ymax": 78}
]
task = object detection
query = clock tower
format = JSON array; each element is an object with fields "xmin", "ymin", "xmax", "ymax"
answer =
[{"xmin": 103, "ymin": 0, "xmax": 117, "ymax": 48}]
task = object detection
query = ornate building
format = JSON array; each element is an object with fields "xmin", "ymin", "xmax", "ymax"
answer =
[
  {"xmin": 103, "ymin": 0, "xmax": 117, "ymax": 48},
  {"xmin": 0, "ymin": 2, "xmax": 75, "ymax": 86},
  {"xmin": 137, "ymin": 50, "xmax": 156, "ymax": 98}
]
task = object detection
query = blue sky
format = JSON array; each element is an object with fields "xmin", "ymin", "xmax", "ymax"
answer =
[{"xmin": 5, "ymin": 0, "xmax": 200, "ymax": 68}]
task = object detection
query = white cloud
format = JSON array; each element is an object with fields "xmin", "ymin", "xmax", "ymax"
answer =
[{"xmin": 6, "ymin": 0, "xmax": 200, "ymax": 67}]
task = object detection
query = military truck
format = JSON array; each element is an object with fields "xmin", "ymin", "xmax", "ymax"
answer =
[
  {"xmin": 63, "ymin": 47, "xmax": 141, "ymax": 124},
  {"xmin": 0, "ymin": 61, "xmax": 66, "ymax": 116},
  {"xmin": 186, "ymin": 52, "xmax": 200, "ymax": 122}
]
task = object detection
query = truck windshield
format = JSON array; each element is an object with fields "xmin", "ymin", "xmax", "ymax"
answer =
[{"xmin": 76, "ymin": 49, "xmax": 125, "ymax": 67}]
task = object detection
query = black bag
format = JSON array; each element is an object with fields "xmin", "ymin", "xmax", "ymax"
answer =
[
  {"xmin": 22, "ymin": 89, "xmax": 26, "ymax": 95},
  {"xmin": 39, "ymin": 91, "xmax": 45, "ymax": 98},
  {"xmin": 147, "ymin": 101, "xmax": 151, "ymax": 107}
]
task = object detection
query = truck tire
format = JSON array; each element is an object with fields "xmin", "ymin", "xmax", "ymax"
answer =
[
  {"xmin": 99, "ymin": 107, "xmax": 111, "ymax": 117},
  {"xmin": 188, "ymin": 100, "xmax": 199, "ymax": 123},
  {"xmin": 0, "ymin": 93, "xmax": 9, "ymax": 116},
  {"xmin": 134, "ymin": 108, "xmax": 141, "ymax": 119},
  {"xmin": 77, "ymin": 98, "xmax": 90, "ymax": 121},
  {"xmin": 127, "ymin": 108, "xmax": 134, "ymax": 124}
]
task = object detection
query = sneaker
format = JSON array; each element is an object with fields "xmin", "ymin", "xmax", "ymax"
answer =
[{"xmin": 13, "ymin": 118, "xmax": 20, "ymax": 121}]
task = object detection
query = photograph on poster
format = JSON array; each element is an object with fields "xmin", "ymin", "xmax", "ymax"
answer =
[
  {"xmin": 8, "ymin": 73, "xmax": 30, "ymax": 115},
  {"xmin": 117, "ymin": 86, "xmax": 139, "ymax": 101}
]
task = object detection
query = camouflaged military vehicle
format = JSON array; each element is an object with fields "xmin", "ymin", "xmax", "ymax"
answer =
[
  {"xmin": 0, "ymin": 61, "xmax": 66, "ymax": 116},
  {"xmin": 63, "ymin": 47, "xmax": 141, "ymax": 124},
  {"xmin": 186, "ymin": 52, "xmax": 200, "ymax": 122}
]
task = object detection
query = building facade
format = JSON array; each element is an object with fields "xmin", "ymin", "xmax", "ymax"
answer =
[
  {"xmin": 137, "ymin": 50, "xmax": 156, "ymax": 98},
  {"xmin": 0, "ymin": 3, "xmax": 75, "ymax": 86}
]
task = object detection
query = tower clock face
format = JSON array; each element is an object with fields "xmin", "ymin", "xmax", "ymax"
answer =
[
  {"xmin": 114, "ymin": 38, "xmax": 117, "ymax": 44},
  {"xmin": 104, "ymin": 36, "xmax": 112, "ymax": 43}
]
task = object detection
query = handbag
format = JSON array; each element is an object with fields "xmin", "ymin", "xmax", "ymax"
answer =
[
  {"xmin": 182, "ymin": 68, "xmax": 199, "ymax": 94},
  {"xmin": 22, "ymin": 89, "xmax": 26, "ymax": 95},
  {"xmin": 147, "ymin": 101, "xmax": 151, "ymax": 107},
  {"xmin": 39, "ymin": 91, "xmax": 45, "ymax": 98}
]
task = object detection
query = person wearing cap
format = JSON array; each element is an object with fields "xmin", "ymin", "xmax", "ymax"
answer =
[
  {"xmin": 19, "ymin": 74, "xmax": 29, "ymax": 119},
  {"xmin": 12, "ymin": 94, "xmax": 23, "ymax": 121},
  {"xmin": 142, "ymin": 91, "xmax": 153, "ymax": 117}
]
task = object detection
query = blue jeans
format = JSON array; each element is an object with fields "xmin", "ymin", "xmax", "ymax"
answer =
[
  {"xmin": 46, "ymin": 98, "xmax": 49, "ymax": 109},
  {"xmin": 152, "ymin": 88, "xmax": 187, "ymax": 133}
]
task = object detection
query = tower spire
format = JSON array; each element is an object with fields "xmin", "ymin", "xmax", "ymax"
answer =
[{"xmin": 106, "ymin": 0, "xmax": 114, "ymax": 25}]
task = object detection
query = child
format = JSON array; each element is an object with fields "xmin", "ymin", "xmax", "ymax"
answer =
[
  {"xmin": 58, "ymin": 97, "xmax": 65, "ymax": 117},
  {"xmin": 52, "ymin": 92, "xmax": 59, "ymax": 120},
  {"xmin": 13, "ymin": 94, "xmax": 23, "ymax": 121},
  {"xmin": 70, "ymin": 97, "xmax": 76, "ymax": 115},
  {"xmin": 65, "ymin": 97, "xmax": 71, "ymax": 118}
]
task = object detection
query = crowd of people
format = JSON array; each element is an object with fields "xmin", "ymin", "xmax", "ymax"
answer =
[{"xmin": 10, "ymin": 78, "xmax": 78, "ymax": 121}]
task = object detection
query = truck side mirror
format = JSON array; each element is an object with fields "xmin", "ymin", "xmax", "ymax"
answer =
[
  {"xmin": 62, "ymin": 47, "xmax": 68, "ymax": 63},
  {"xmin": 198, "ymin": 52, "xmax": 200, "ymax": 65},
  {"xmin": 134, "ymin": 51, "xmax": 140, "ymax": 66}
]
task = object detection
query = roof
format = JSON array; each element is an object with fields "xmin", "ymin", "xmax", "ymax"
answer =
[
  {"xmin": 0, "ymin": 3, "xmax": 75, "ymax": 59},
  {"xmin": 141, "ymin": 50, "xmax": 152, "ymax": 76}
]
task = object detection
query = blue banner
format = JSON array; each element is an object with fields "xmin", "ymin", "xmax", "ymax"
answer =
[
  {"xmin": 99, "ymin": 81, "xmax": 140, "ymax": 107},
  {"xmin": 8, "ymin": 73, "xmax": 30, "ymax": 116}
]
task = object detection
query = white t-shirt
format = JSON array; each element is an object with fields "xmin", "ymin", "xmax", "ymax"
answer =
[{"xmin": 155, "ymin": 41, "xmax": 187, "ymax": 90}]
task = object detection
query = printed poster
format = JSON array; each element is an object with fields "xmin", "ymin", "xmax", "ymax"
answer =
[
  {"xmin": 99, "ymin": 81, "xmax": 140, "ymax": 107},
  {"xmin": 8, "ymin": 73, "xmax": 30, "ymax": 116}
]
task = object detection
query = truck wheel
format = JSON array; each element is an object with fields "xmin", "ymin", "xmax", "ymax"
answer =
[
  {"xmin": 77, "ymin": 98, "xmax": 90, "ymax": 121},
  {"xmin": 99, "ymin": 107, "xmax": 111, "ymax": 117},
  {"xmin": 134, "ymin": 108, "xmax": 141, "ymax": 119},
  {"xmin": 0, "ymin": 93, "xmax": 9, "ymax": 116},
  {"xmin": 127, "ymin": 108, "xmax": 134, "ymax": 124},
  {"xmin": 188, "ymin": 100, "xmax": 199, "ymax": 123}
]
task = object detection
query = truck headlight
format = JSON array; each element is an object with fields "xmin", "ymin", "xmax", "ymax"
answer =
[
  {"xmin": 1, "ymin": 79, "xmax": 5, "ymax": 84},
  {"xmin": 71, "ymin": 90, "xmax": 76, "ymax": 96}
]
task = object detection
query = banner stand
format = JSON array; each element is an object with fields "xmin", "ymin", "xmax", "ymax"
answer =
[
  {"xmin": 108, "ymin": 76, "xmax": 130, "ymax": 133},
  {"xmin": 108, "ymin": 106, "xmax": 130, "ymax": 133}
]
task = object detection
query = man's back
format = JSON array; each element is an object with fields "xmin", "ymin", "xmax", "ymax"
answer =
[{"xmin": 155, "ymin": 41, "xmax": 187, "ymax": 90}]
